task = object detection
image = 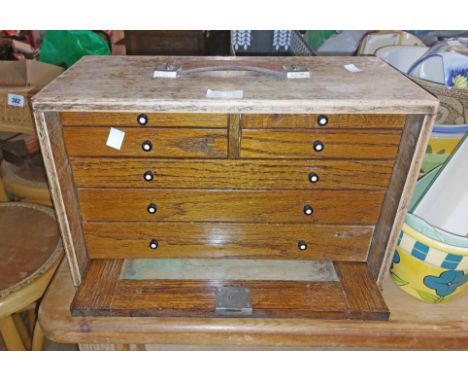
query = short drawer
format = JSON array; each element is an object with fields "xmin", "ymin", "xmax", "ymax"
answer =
[
  {"xmin": 240, "ymin": 130, "xmax": 402, "ymax": 159},
  {"xmin": 70, "ymin": 158, "xmax": 395, "ymax": 190},
  {"xmin": 63, "ymin": 127, "xmax": 227, "ymax": 158},
  {"xmin": 78, "ymin": 189, "xmax": 385, "ymax": 225},
  {"xmin": 83, "ymin": 222, "xmax": 374, "ymax": 261},
  {"xmin": 241, "ymin": 114, "xmax": 406, "ymax": 129},
  {"xmin": 61, "ymin": 112, "xmax": 228, "ymax": 128}
]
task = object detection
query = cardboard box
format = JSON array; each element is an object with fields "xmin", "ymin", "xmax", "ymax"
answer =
[{"xmin": 0, "ymin": 60, "xmax": 63, "ymax": 134}]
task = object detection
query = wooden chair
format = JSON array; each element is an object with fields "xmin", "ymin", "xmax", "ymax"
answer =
[
  {"xmin": 0, "ymin": 160, "xmax": 52, "ymax": 207},
  {"xmin": 0, "ymin": 203, "xmax": 63, "ymax": 350}
]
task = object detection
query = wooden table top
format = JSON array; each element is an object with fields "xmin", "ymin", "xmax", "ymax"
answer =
[
  {"xmin": 32, "ymin": 56, "xmax": 438, "ymax": 114},
  {"xmin": 39, "ymin": 261, "xmax": 468, "ymax": 349}
]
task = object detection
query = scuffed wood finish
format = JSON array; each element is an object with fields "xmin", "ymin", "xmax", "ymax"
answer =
[
  {"xmin": 334, "ymin": 262, "xmax": 389, "ymax": 320},
  {"xmin": 70, "ymin": 158, "xmax": 395, "ymax": 190},
  {"xmin": 33, "ymin": 111, "xmax": 87, "ymax": 286},
  {"xmin": 371, "ymin": 114, "xmax": 437, "ymax": 285},
  {"xmin": 240, "ymin": 129, "xmax": 402, "ymax": 159},
  {"xmin": 82, "ymin": 222, "xmax": 373, "ymax": 261},
  {"xmin": 71, "ymin": 259, "xmax": 388, "ymax": 320},
  {"xmin": 241, "ymin": 114, "xmax": 406, "ymax": 129},
  {"xmin": 40, "ymin": 262, "xmax": 468, "ymax": 349},
  {"xmin": 61, "ymin": 112, "xmax": 228, "ymax": 128},
  {"xmin": 228, "ymin": 114, "xmax": 240, "ymax": 158},
  {"xmin": 78, "ymin": 189, "xmax": 384, "ymax": 224},
  {"xmin": 63, "ymin": 127, "xmax": 228, "ymax": 158},
  {"xmin": 32, "ymin": 56, "xmax": 438, "ymax": 114}
]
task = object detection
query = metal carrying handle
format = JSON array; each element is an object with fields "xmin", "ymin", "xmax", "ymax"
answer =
[{"xmin": 153, "ymin": 60, "xmax": 310, "ymax": 79}]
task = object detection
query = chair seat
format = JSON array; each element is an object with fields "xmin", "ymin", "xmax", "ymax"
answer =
[{"xmin": 0, "ymin": 203, "xmax": 62, "ymax": 300}]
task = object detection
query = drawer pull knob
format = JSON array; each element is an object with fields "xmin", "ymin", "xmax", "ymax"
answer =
[
  {"xmin": 147, "ymin": 203, "xmax": 157, "ymax": 214},
  {"xmin": 149, "ymin": 239, "xmax": 159, "ymax": 249},
  {"xmin": 137, "ymin": 114, "xmax": 148, "ymax": 126},
  {"xmin": 313, "ymin": 140, "xmax": 324, "ymax": 152},
  {"xmin": 144, "ymin": 171, "xmax": 154, "ymax": 182},
  {"xmin": 308, "ymin": 172, "xmax": 319, "ymax": 184},
  {"xmin": 298, "ymin": 240, "xmax": 308, "ymax": 251},
  {"xmin": 317, "ymin": 115, "xmax": 328, "ymax": 126},
  {"xmin": 303, "ymin": 205, "xmax": 314, "ymax": 216},
  {"xmin": 142, "ymin": 140, "xmax": 153, "ymax": 152}
]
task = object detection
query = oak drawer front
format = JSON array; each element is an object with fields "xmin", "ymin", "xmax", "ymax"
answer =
[
  {"xmin": 63, "ymin": 128, "xmax": 227, "ymax": 158},
  {"xmin": 78, "ymin": 189, "xmax": 385, "ymax": 225},
  {"xmin": 83, "ymin": 222, "xmax": 374, "ymax": 261},
  {"xmin": 70, "ymin": 159, "xmax": 394, "ymax": 190},
  {"xmin": 240, "ymin": 130, "xmax": 402, "ymax": 159},
  {"xmin": 61, "ymin": 112, "xmax": 228, "ymax": 128},
  {"xmin": 241, "ymin": 114, "xmax": 406, "ymax": 129}
]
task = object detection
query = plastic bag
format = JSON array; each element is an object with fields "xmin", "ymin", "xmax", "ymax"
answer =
[{"xmin": 39, "ymin": 30, "xmax": 110, "ymax": 68}]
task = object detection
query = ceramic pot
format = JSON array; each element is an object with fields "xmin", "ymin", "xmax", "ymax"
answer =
[{"xmin": 391, "ymin": 168, "xmax": 468, "ymax": 302}]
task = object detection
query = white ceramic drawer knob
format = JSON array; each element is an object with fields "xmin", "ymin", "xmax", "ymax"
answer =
[
  {"xmin": 303, "ymin": 205, "xmax": 313, "ymax": 216},
  {"xmin": 149, "ymin": 239, "xmax": 158, "ymax": 249},
  {"xmin": 137, "ymin": 113, "xmax": 148, "ymax": 126},
  {"xmin": 313, "ymin": 140, "xmax": 324, "ymax": 152},
  {"xmin": 142, "ymin": 140, "xmax": 153, "ymax": 152},
  {"xmin": 308, "ymin": 172, "xmax": 319, "ymax": 183},
  {"xmin": 147, "ymin": 203, "xmax": 157, "ymax": 214},
  {"xmin": 144, "ymin": 171, "xmax": 154, "ymax": 181},
  {"xmin": 317, "ymin": 114, "xmax": 328, "ymax": 126},
  {"xmin": 298, "ymin": 240, "xmax": 308, "ymax": 251}
]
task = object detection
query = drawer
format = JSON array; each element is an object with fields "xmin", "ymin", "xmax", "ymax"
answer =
[
  {"xmin": 60, "ymin": 112, "xmax": 228, "ymax": 128},
  {"xmin": 240, "ymin": 130, "xmax": 402, "ymax": 159},
  {"xmin": 83, "ymin": 222, "xmax": 374, "ymax": 261},
  {"xmin": 78, "ymin": 189, "xmax": 385, "ymax": 224},
  {"xmin": 70, "ymin": 159, "xmax": 395, "ymax": 190},
  {"xmin": 241, "ymin": 114, "xmax": 406, "ymax": 129},
  {"xmin": 63, "ymin": 128, "xmax": 227, "ymax": 158}
]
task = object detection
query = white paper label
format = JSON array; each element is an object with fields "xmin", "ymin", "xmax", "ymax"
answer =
[
  {"xmin": 106, "ymin": 127, "xmax": 125, "ymax": 150},
  {"xmin": 206, "ymin": 89, "xmax": 244, "ymax": 99},
  {"xmin": 286, "ymin": 71, "xmax": 310, "ymax": 79},
  {"xmin": 7, "ymin": 93, "xmax": 25, "ymax": 107},
  {"xmin": 153, "ymin": 70, "xmax": 178, "ymax": 78},
  {"xmin": 344, "ymin": 64, "xmax": 362, "ymax": 73}
]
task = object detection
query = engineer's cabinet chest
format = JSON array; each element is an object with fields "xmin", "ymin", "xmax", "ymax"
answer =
[{"xmin": 33, "ymin": 56, "xmax": 437, "ymax": 320}]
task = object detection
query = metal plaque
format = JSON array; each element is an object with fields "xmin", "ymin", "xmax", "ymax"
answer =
[{"xmin": 215, "ymin": 286, "xmax": 253, "ymax": 316}]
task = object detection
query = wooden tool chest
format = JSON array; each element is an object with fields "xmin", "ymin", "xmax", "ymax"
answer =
[{"xmin": 32, "ymin": 56, "xmax": 438, "ymax": 320}]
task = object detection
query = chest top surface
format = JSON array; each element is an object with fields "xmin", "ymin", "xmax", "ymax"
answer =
[{"xmin": 32, "ymin": 56, "xmax": 438, "ymax": 114}]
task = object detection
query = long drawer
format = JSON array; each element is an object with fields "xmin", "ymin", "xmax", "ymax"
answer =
[
  {"xmin": 78, "ymin": 189, "xmax": 385, "ymax": 224},
  {"xmin": 61, "ymin": 112, "xmax": 229, "ymax": 128},
  {"xmin": 70, "ymin": 158, "xmax": 395, "ymax": 190},
  {"xmin": 240, "ymin": 130, "xmax": 402, "ymax": 159},
  {"xmin": 83, "ymin": 222, "xmax": 374, "ymax": 261},
  {"xmin": 63, "ymin": 127, "xmax": 227, "ymax": 158},
  {"xmin": 241, "ymin": 114, "xmax": 406, "ymax": 129}
]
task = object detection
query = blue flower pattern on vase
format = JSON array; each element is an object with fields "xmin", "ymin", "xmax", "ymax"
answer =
[
  {"xmin": 448, "ymin": 68, "xmax": 468, "ymax": 89},
  {"xmin": 390, "ymin": 250, "xmax": 400, "ymax": 271},
  {"xmin": 423, "ymin": 270, "xmax": 468, "ymax": 297}
]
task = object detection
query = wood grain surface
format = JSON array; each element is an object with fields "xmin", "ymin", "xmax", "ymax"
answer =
[
  {"xmin": 71, "ymin": 259, "xmax": 388, "ymax": 320},
  {"xmin": 32, "ymin": 56, "xmax": 438, "ymax": 114},
  {"xmin": 63, "ymin": 127, "xmax": 227, "ymax": 158},
  {"xmin": 241, "ymin": 114, "xmax": 406, "ymax": 129},
  {"xmin": 61, "ymin": 112, "xmax": 228, "ymax": 128},
  {"xmin": 39, "ymin": 262, "xmax": 468, "ymax": 349},
  {"xmin": 69, "ymin": 158, "xmax": 395, "ymax": 190},
  {"xmin": 77, "ymin": 189, "xmax": 384, "ymax": 224},
  {"xmin": 82, "ymin": 222, "xmax": 373, "ymax": 260},
  {"xmin": 240, "ymin": 129, "xmax": 402, "ymax": 159},
  {"xmin": 34, "ymin": 111, "xmax": 88, "ymax": 285}
]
